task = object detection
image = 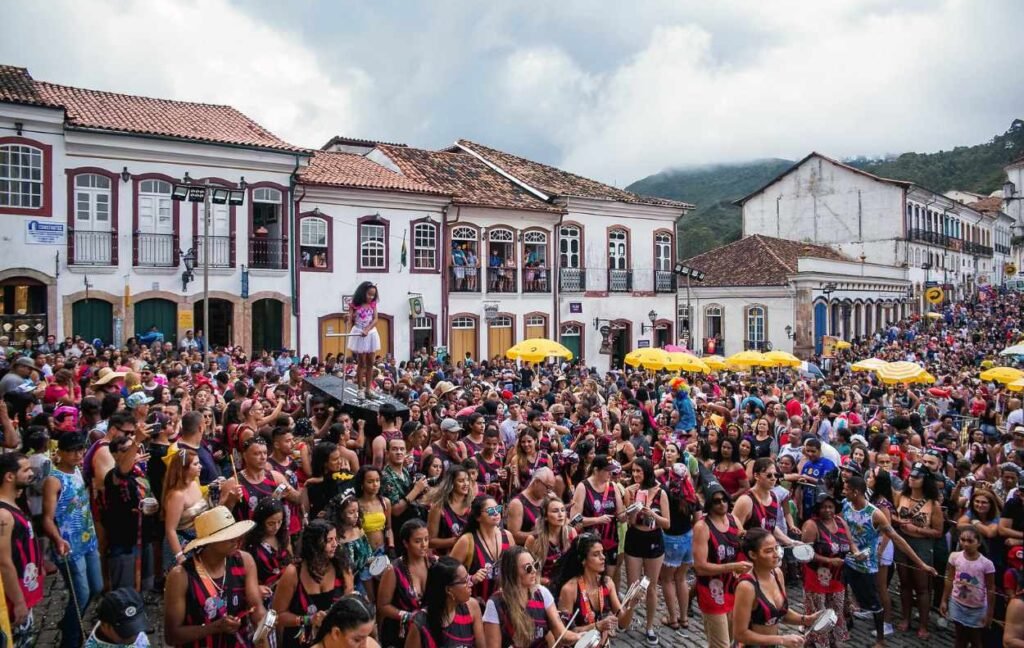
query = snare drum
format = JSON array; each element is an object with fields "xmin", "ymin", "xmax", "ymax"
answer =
[
  {"xmin": 574, "ymin": 629, "xmax": 602, "ymax": 648},
  {"xmin": 253, "ymin": 609, "xmax": 277, "ymax": 643},
  {"xmin": 791, "ymin": 543, "xmax": 815, "ymax": 563},
  {"xmin": 369, "ymin": 554, "xmax": 390, "ymax": 577},
  {"xmin": 808, "ymin": 608, "xmax": 838, "ymax": 633}
]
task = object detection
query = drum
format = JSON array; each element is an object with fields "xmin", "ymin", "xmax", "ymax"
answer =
[
  {"xmin": 574, "ymin": 629, "xmax": 602, "ymax": 648},
  {"xmin": 369, "ymin": 554, "xmax": 390, "ymax": 577},
  {"xmin": 253, "ymin": 609, "xmax": 277, "ymax": 643},
  {"xmin": 809, "ymin": 608, "xmax": 837, "ymax": 633},
  {"xmin": 790, "ymin": 543, "xmax": 815, "ymax": 563}
]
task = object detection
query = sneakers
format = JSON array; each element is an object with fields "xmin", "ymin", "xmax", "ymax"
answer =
[
  {"xmin": 853, "ymin": 609, "xmax": 874, "ymax": 620},
  {"xmin": 883, "ymin": 623, "xmax": 894, "ymax": 636},
  {"xmin": 646, "ymin": 630, "xmax": 659, "ymax": 645}
]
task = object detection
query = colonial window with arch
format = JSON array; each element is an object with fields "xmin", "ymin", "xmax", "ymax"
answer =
[
  {"xmin": 452, "ymin": 316, "xmax": 476, "ymax": 329},
  {"xmin": 522, "ymin": 230, "xmax": 549, "ymax": 292},
  {"xmin": 608, "ymin": 228, "xmax": 628, "ymax": 270},
  {"xmin": 358, "ymin": 215, "xmax": 388, "ymax": 272},
  {"xmin": 250, "ymin": 186, "xmax": 287, "ymax": 269},
  {"xmin": 654, "ymin": 230, "xmax": 674, "ymax": 292},
  {"xmin": 746, "ymin": 305, "xmax": 767, "ymax": 350},
  {"xmin": 559, "ymin": 225, "xmax": 581, "ymax": 268},
  {"xmin": 450, "ymin": 225, "xmax": 481, "ymax": 292},
  {"xmin": 412, "ymin": 219, "xmax": 438, "ymax": 271},
  {"xmin": 704, "ymin": 304, "xmax": 723, "ymax": 340},
  {"xmin": 488, "ymin": 227, "xmax": 516, "ymax": 292},
  {"xmin": 299, "ymin": 213, "xmax": 331, "ymax": 271}
]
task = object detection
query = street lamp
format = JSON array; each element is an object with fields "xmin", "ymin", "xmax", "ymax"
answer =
[
  {"xmin": 673, "ymin": 263, "xmax": 705, "ymax": 347},
  {"xmin": 784, "ymin": 324, "xmax": 794, "ymax": 339},
  {"xmin": 821, "ymin": 282, "xmax": 836, "ymax": 336},
  {"xmin": 172, "ymin": 174, "xmax": 246, "ymax": 365},
  {"xmin": 640, "ymin": 309, "xmax": 658, "ymax": 335},
  {"xmin": 180, "ymin": 248, "xmax": 196, "ymax": 292}
]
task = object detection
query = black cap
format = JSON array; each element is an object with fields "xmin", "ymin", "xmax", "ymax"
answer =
[
  {"xmin": 97, "ymin": 588, "xmax": 147, "ymax": 638},
  {"xmin": 57, "ymin": 433, "xmax": 87, "ymax": 452}
]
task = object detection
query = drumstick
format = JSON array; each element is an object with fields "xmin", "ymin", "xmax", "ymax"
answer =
[{"xmin": 551, "ymin": 610, "xmax": 579, "ymax": 648}]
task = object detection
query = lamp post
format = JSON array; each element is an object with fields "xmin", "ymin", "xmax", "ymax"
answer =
[
  {"xmin": 674, "ymin": 263, "xmax": 705, "ymax": 350},
  {"xmin": 822, "ymin": 282, "xmax": 836, "ymax": 336},
  {"xmin": 172, "ymin": 176, "xmax": 244, "ymax": 366},
  {"xmin": 640, "ymin": 309, "xmax": 658, "ymax": 338}
]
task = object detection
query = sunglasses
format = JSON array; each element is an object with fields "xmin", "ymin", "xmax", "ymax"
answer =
[
  {"xmin": 522, "ymin": 561, "xmax": 542, "ymax": 575},
  {"xmin": 486, "ymin": 505, "xmax": 503, "ymax": 517},
  {"xmin": 711, "ymin": 497, "xmax": 728, "ymax": 505},
  {"xmin": 762, "ymin": 472, "xmax": 779, "ymax": 479}
]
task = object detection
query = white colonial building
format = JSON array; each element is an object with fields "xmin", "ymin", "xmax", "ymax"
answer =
[
  {"xmin": 0, "ymin": 64, "xmax": 307, "ymax": 352},
  {"xmin": 295, "ymin": 138, "xmax": 691, "ymax": 369},
  {"xmin": 738, "ymin": 152, "xmax": 1001, "ymax": 307},
  {"xmin": 680, "ymin": 235, "xmax": 911, "ymax": 357}
]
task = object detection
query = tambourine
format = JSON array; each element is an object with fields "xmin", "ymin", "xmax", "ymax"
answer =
[
  {"xmin": 253, "ymin": 609, "xmax": 277, "ymax": 643},
  {"xmin": 619, "ymin": 575, "xmax": 650, "ymax": 609},
  {"xmin": 790, "ymin": 543, "xmax": 815, "ymax": 563},
  {"xmin": 574, "ymin": 629, "xmax": 602, "ymax": 648},
  {"xmin": 808, "ymin": 608, "xmax": 837, "ymax": 633},
  {"xmin": 369, "ymin": 554, "xmax": 390, "ymax": 577}
]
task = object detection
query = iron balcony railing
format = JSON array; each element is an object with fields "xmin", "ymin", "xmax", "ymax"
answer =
[
  {"xmin": 486, "ymin": 267, "xmax": 518, "ymax": 293},
  {"xmin": 559, "ymin": 267, "xmax": 586, "ymax": 292},
  {"xmin": 608, "ymin": 268, "xmax": 632, "ymax": 292},
  {"xmin": 70, "ymin": 229, "xmax": 113, "ymax": 265},
  {"xmin": 194, "ymin": 235, "xmax": 233, "ymax": 268},
  {"xmin": 655, "ymin": 270, "xmax": 676, "ymax": 293},
  {"xmin": 449, "ymin": 266, "xmax": 481, "ymax": 293},
  {"xmin": 249, "ymin": 236, "xmax": 288, "ymax": 269},
  {"xmin": 136, "ymin": 232, "xmax": 177, "ymax": 267},
  {"xmin": 521, "ymin": 267, "xmax": 551, "ymax": 293}
]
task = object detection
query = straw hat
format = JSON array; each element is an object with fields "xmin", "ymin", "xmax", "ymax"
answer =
[
  {"xmin": 93, "ymin": 367, "xmax": 127, "ymax": 386},
  {"xmin": 183, "ymin": 506, "xmax": 255, "ymax": 553},
  {"xmin": 434, "ymin": 380, "xmax": 456, "ymax": 397}
]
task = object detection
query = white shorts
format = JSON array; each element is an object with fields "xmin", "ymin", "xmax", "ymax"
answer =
[{"xmin": 880, "ymin": 539, "xmax": 894, "ymax": 566}]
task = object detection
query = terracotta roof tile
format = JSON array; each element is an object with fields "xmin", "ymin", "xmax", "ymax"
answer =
[
  {"xmin": 321, "ymin": 135, "xmax": 407, "ymax": 150},
  {"xmin": 0, "ymin": 65, "xmax": 300, "ymax": 152},
  {"xmin": 682, "ymin": 234, "xmax": 850, "ymax": 287},
  {"xmin": 298, "ymin": 150, "xmax": 445, "ymax": 195},
  {"xmin": 377, "ymin": 144, "xmax": 563, "ymax": 213},
  {"xmin": 968, "ymin": 197, "xmax": 1005, "ymax": 213},
  {"xmin": 455, "ymin": 139, "xmax": 693, "ymax": 209}
]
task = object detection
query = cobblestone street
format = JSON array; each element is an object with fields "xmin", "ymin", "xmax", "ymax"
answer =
[{"xmin": 32, "ymin": 569, "xmax": 960, "ymax": 648}]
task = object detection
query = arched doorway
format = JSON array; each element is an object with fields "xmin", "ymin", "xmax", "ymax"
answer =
[
  {"xmin": 0, "ymin": 277, "xmax": 48, "ymax": 347},
  {"xmin": 252, "ymin": 299, "xmax": 283, "ymax": 354},
  {"xmin": 814, "ymin": 302, "xmax": 827, "ymax": 354},
  {"xmin": 134, "ymin": 298, "xmax": 177, "ymax": 344},
  {"xmin": 194, "ymin": 299, "xmax": 233, "ymax": 349},
  {"xmin": 449, "ymin": 315, "xmax": 478, "ymax": 365},
  {"xmin": 319, "ymin": 313, "xmax": 392, "ymax": 361},
  {"xmin": 487, "ymin": 314, "xmax": 515, "ymax": 360},
  {"xmin": 610, "ymin": 321, "xmax": 631, "ymax": 369},
  {"xmin": 72, "ymin": 299, "xmax": 112, "ymax": 345}
]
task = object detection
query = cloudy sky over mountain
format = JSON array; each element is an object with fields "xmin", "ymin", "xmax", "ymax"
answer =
[{"xmin": 3, "ymin": 0, "xmax": 1022, "ymax": 184}]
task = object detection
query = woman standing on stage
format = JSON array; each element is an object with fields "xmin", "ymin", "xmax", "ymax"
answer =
[{"xmin": 348, "ymin": 282, "xmax": 381, "ymax": 399}]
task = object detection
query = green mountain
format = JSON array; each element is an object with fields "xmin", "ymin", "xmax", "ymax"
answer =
[{"xmin": 627, "ymin": 120, "xmax": 1024, "ymax": 259}]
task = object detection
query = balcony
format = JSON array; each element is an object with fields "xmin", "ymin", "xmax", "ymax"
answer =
[
  {"xmin": 194, "ymin": 235, "xmax": 233, "ymax": 268},
  {"xmin": 744, "ymin": 339, "xmax": 769, "ymax": 351},
  {"xmin": 608, "ymin": 268, "xmax": 632, "ymax": 292},
  {"xmin": 963, "ymin": 241, "xmax": 993, "ymax": 257},
  {"xmin": 249, "ymin": 236, "xmax": 288, "ymax": 270},
  {"xmin": 655, "ymin": 270, "xmax": 676, "ymax": 293},
  {"xmin": 449, "ymin": 266, "xmax": 481, "ymax": 293},
  {"xmin": 907, "ymin": 228, "xmax": 950, "ymax": 248},
  {"xmin": 136, "ymin": 232, "xmax": 177, "ymax": 267},
  {"xmin": 70, "ymin": 229, "xmax": 113, "ymax": 265},
  {"xmin": 521, "ymin": 267, "xmax": 550, "ymax": 293},
  {"xmin": 486, "ymin": 267, "xmax": 517, "ymax": 293},
  {"xmin": 559, "ymin": 267, "xmax": 586, "ymax": 292},
  {"xmin": 996, "ymin": 243, "xmax": 1011, "ymax": 255}
]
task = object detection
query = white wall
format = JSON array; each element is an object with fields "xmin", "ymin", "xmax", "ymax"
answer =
[
  {"xmin": 684, "ymin": 287, "xmax": 794, "ymax": 356},
  {"xmin": 742, "ymin": 156, "xmax": 905, "ymax": 259}
]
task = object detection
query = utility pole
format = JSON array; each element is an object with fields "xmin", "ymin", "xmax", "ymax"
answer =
[{"xmin": 202, "ymin": 181, "xmax": 211, "ymax": 367}]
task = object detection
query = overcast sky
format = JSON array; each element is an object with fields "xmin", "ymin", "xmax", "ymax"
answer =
[{"xmin": 3, "ymin": 0, "xmax": 1022, "ymax": 185}]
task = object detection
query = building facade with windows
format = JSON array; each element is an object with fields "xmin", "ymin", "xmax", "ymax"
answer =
[
  {"xmin": 680, "ymin": 235, "xmax": 911, "ymax": 357},
  {"xmin": 0, "ymin": 65, "xmax": 306, "ymax": 352},
  {"xmin": 738, "ymin": 152, "xmax": 999, "ymax": 311}
]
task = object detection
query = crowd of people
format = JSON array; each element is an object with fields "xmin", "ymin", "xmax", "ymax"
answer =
[{"xmin": 2, "ymin": 286, "xmax": 1024, "ymax": 648}]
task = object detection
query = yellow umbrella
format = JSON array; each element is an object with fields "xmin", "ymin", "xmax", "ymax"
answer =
[
  {"xmin": 725, "ymin": 350, "xmax": 772, "ymax": 367},
  {"xmin": 851, "ymin": 358, "xmax": 888, "ymax": 372},
  {"xmin": 980, "ymin": 360, "xmax": 996, "ymax": 369},
  {"xmin": 624, "ymin": 348, "xmax": 672, "ymax": 370},
  {"xmin": 762, "ymin": 350, "xmax": 801, "ymax": 368},
  {"xmin": 835, "ymin": 340, "xmax": 852, "ymax": 350},
  {"xmin": 703, "ymin": 355, "xmax": 728, "ymax": 371},
  {"xmin": 925, "ymin": 312, "xmax": 943, "ymax": 320},
  {"xmin": 505, "ymin": 338, "xmax": 573, "ymax": 363},
  {"xmin": 1007, "ymin": 378, "xmax": 1024, "ymax": 392},
  {"xmin": 912, "ymin": 371, "xmax": 937, "ymax": 385},
  {"xmin": 874, "ymin": 361, "xmax": 927, "ymax": 384},
  {"xmin": 665, "ymin": 352, "xmax": 710, "ymax": 374},
  {"xmin": 979, "ymin": 366, "xmax": 1024, "ymax": 384}
]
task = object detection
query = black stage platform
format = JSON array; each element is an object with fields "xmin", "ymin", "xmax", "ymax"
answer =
[{"xmin": 303, "ymin": 375, "xmax": 409, "ymax": 438}]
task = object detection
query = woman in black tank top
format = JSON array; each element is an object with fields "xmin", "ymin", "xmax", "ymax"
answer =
[{"xmin": 408, "ymin": 556, "xmax": 485, "ymax": 648}]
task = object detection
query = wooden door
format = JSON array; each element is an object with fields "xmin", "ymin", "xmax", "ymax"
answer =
[
  {"xmin": 72, "ymin": 300, "xmax": 112, "ymax": 345},
  {"xmin": 320, "ymin": 315, "xmax": 390, "ymax": 360},
  {"xmin": 451, "ymin": 320, "xmax": 477, "ymax": 364},
  {"xmin": 487, "ymin": 316, "xmax": 514, "ymax": 360}
]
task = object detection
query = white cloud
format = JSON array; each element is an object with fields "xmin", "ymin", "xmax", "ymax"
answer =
[
  {"xmin": 498, "ymin": 0, "xmax": 1024, "ymax": 183},
  {"xmin": 0, "ymin": 0, "xmax": 367, "ymax": 149}
]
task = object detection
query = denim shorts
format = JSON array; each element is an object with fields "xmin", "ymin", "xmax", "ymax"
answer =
[
  {"xmin": 663, "ymin": 531, "xmax": 693, "ymax": 568},
  {"xmin": 948, "ymin": 598, "xmax": 986, "ymax": 628}
]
